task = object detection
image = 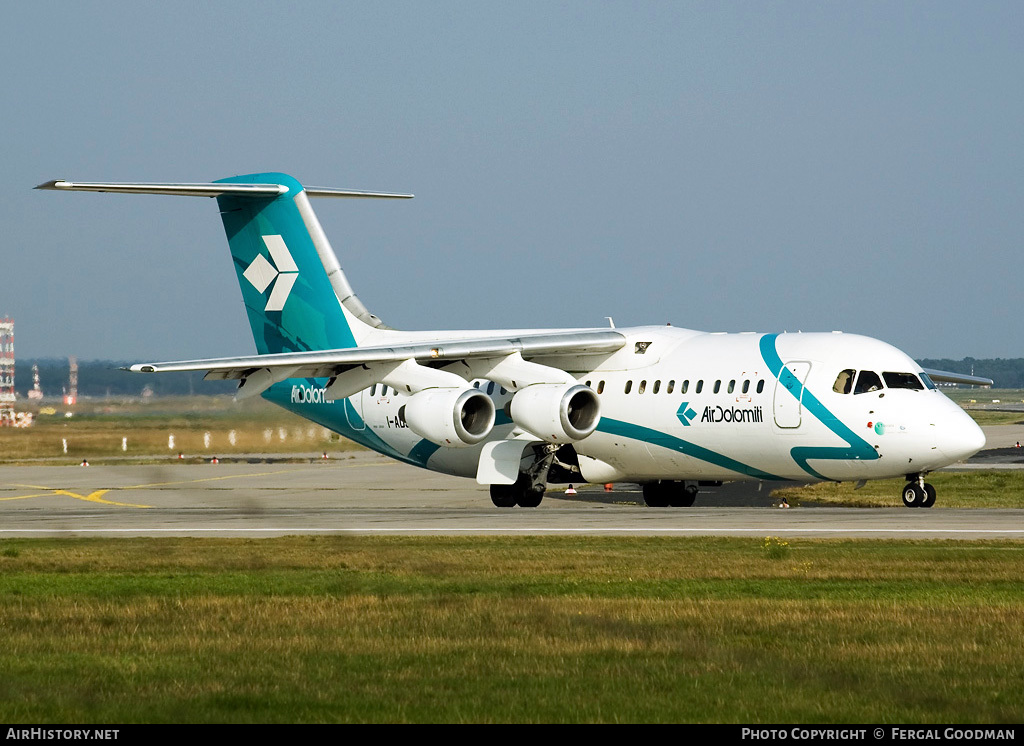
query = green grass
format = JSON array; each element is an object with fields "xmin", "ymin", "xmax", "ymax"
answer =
[
  {"xmin": 965, "ymin": 410, "xmax": 1024, "ymax": 426},
  {"xmin": 772, "ymin": 471, "xmax": 1024, "ymax": 508},
  {"xmin": 943, "ymin": 388, "xmax": 1024, "ymax": 405},
  {"xmin": 0, "ymin": 536, "xmax": 1022, "ymax": 723}
]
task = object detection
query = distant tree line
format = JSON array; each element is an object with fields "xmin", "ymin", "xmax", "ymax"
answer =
[
  {"xmin": 13, "ymin": 356, "xmax": 1024, "ymax": 399},
  {"xmin": 916, "ymin": 358, "xmax": 1024, "ymax": 389},
  {"xmin": 16, "ymin": 359, "xmax": 235, "ymax": 398}
]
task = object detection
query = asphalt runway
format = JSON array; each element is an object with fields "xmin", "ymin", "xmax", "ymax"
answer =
[{"xmin": 2, "ymin": 451, "xmax": 1023, "ymax": 539}]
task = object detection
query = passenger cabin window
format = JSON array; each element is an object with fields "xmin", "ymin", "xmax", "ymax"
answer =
[
  {"xmin": 638, "ymin": 380, "xmax": 647, "ymax": 394},
  {"xmin": 756, "ymin": 380, "xmax": 764, "ymax": 394},
  {"xmin": 728, "ymin": 380, "xmax": 735, "ymax": 394},
  {"xmin": 487, "ymin": 382, "xmax": 495, "ymax": 395},
  {"xmin": 833, "ymin": 369, "xmax": 855, "ymax": 394},
  {"xmin": 713, "ymin": 380, "xmax": 721, "ymax": 394},
  {"xmin": 370, "ymin": 384, "xmax": 377, "ymax": 396},
  {"xmin": 696, "ymin": 380, "xmax": 703, "ymax": 394},
  {"xmin": 597, "ymin": 381, "xmax": 605, "ymax": 394},
  {"xmin": 883, "ymin": 372, "xmax": 924, "ymax": 390},
  {"xmin": 653, "ymin": 380, "xmax": 661, "ymax": 394},
  {"xmin": 854, "ymin": 370, "xmax": 884, "ymax": 394},
  {"xmin": 742, "ymin": 380, "xmax": 750, "ymax": 394},
  {"xmin": 625, "ymin": 381, "xmax": 632, "ymax": 394},
  {"xmin": 667, "ymin": 380, "xmax": 675, "ymax": 394}
]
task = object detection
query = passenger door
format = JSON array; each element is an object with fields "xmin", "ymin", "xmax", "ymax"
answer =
[{"xmin": 773, "ymin": 361, "xmax": 811, "ymax": 428}]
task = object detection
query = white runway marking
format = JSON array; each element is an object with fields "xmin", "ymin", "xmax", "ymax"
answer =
[{"xmin": 3, "ymin": 527, "xmax": 1024, "ymax": 535}]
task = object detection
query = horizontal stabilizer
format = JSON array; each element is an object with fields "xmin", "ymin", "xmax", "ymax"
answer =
[{"xmin": 35, "ymin": 180, "xmax": 412, "ymax": 199}]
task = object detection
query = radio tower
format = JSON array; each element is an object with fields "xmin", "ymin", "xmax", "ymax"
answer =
[
  {"xmin": 0, "ymin": 318, "xmax": 15, "ymax": 426},
  {"xmin": 64, "ymin": 356, "xmax": 78, "ymax": 406},
  {"xmin": 27, "ymin": 364, "xmax": 43, "ymax": 400}
]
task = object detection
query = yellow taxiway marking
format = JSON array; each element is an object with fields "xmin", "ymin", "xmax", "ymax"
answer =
[
  {"xmin": 51, "ymin": 489, "xmax": 153, "ymax": 509},
  {"xmin": 0, "ymin": 460, "xmax": 388, "ymax": 506},
  {"xmin": 0, "ymin": 491, "xmax": 56, "ymax": 502},
  {"xmin": 115, "ymin": 461, "xmax": 390, "ymax": 491},
  {"xmin": 1, "ymin": 469, "xmax": 308, "ymax": 499},
  {"xmin": 0, "ymin": 489, "xmax": 152, "ymax": 508},
  {"xmin": 119, "ymin": 467, "xmax": 314, "ymax": 490}
]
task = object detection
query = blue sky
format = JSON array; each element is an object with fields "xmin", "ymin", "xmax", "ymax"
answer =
[{"xmin": 4, "ymin": 2, "xmax": 1022, "ymax": 361}]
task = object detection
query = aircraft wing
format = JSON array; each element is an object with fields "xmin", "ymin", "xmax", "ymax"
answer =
[
  {"xmin": 921, "ymin": 368, "xmax": 994, "ymax": 387},
  {"xmin": 126, "ymin": 330, "xmax": 627, "ymax": 400}
]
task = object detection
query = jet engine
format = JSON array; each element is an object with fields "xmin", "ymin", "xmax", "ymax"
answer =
[
  {"xmin": 403, "ymin": 387, "xmax": 496, "ymax": 447},
  {"xmin": 509, "ymin": 383, "xmax": 601, "ymax": 444}
]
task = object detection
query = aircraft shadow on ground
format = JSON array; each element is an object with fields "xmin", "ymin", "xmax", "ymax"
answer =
[{"xmin": 544, "ymin": 481, "xmax": 802, "ymax": 508}]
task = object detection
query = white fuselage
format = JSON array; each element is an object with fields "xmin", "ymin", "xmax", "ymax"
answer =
[{"xmin": 307, "ymin": 325, "xmax": 984, "ymax": 486}]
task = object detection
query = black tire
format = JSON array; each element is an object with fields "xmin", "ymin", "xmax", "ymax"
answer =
[
  {"xmin": 489, "ymin": 483, "xmax": 518, "ymax": 508},
  {"xmin": 643, "ymin": 482, "xmax": 669, "ymax": 507},
  {"xmin": 669, "ymin": 484, "xmax": 698, "ymax": 508},
  {"xmin": 921, "ymin": 483, "xmax": 936, "ymax": 508},
  {"xmin": 517, "ymin": 487, "xmax": 544, "ymax": 508},
  {"xmin": 902, "ymin": 483, "xmax": 924, "ymax": 508}
]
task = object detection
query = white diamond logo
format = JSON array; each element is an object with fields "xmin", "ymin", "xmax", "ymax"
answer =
[
  {"xmin": 243, "ymin": 253, "xmax": 277, "ymax": 294},
  {"xmin": 243, "ymin": 235, "xmax": 299, "ymax": 311}
]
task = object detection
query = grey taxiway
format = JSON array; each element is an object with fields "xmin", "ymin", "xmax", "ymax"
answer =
[{"xmin": 2, "ymin": 449, "xmax": 1023, "ymax": 539}]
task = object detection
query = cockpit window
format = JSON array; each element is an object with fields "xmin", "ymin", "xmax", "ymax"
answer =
[
  {"xmin": 919, "ymin": 372, "xmax": 937, "ymax": 390},
  {"xmin": 833, "ymin": 369, "xmax": 855, "ymax": 394},
  {"xmin": 854, "ymin": 370, "xmax": 883, "ymax": 394},
  {"xmin": 883, "ymin": 372, "xmax": 924, "ymax": 390}
]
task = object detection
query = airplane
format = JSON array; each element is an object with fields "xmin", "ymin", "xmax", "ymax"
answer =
[{"xmin": 37, "ymin": 172, "xmax": 991, "ymax": 509}]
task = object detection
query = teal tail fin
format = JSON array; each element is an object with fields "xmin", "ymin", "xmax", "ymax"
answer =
[{"xmin": 216, "ymin": 172, "xmax": 362, "ymax": 354}]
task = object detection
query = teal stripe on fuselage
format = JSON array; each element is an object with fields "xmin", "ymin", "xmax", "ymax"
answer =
[
  {"xmin": 408, "ymin": 439, "xmax": 442, "ymax": 465},
  {"xmin": 758, "ymin": 334, "xmax": 878, "ymax": 479},
  {"xmin": 263, "ymin": 380, "xmax": 434, "ymax": 468},
  {"xmin": 596, "ymin": 417, "xmax": 786, "ymax": 481}
]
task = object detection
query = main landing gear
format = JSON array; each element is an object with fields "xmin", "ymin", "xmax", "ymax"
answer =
[
  {"xmin": 489, "ymin": 473, "xmax": 546, "ymax": 508},
  {"xmin": 642, "ymin": 480, "xmax": 699, "ymax": 508},
  {"xmin": 902, "ymin": 475, "xmax": 936, "ymax": 508},
  {"xmin": 489, "ymin": 444, "xmax": 557, "ymax": 508}
]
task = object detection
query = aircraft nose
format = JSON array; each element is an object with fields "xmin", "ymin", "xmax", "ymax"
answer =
[{"xmin": 937, "ymin": 407, "xmax": 986, "ymax": 462}]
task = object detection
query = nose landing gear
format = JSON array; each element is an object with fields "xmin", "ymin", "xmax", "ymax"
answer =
[{"xmin": 902, "ymin": 476, "xmax": 936, "ymax": 508}]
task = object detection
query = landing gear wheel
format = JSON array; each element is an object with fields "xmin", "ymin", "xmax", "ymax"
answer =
[
  {"xmin": 644, "ymin": 481, "xmax": 696, "ymax": 507},
  {"xmin": 921, "ymin": 483, "xmax": 936, "ymax": 508},
  {"xmin": 642, "ymin": 483, "xmax": 669, "ymax": 507},
  {"xmin": 902, "ymin": 483, "xmax": 925, "ymax": 508},
  {"xmin": 490, "ymin": 474, "xmax": 545, "ymax": 508},
  {"xmin": 489, "ymin": 484, "xmax": 518, "ymax": 508},
  {"xmin": 516, "ymin": 487, "xmax": 545, "ymax": 508},
  {"xmin": 670, "ymin": 484, "xmax": 698, "ymax": 508}
]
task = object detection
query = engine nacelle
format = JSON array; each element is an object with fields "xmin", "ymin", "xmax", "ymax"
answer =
[
  {"xmin": 403, "ymin": 387, "xmax": 496, "ymax": 447},
  {"xmin": 509, "ymin": 383, "xmax": 601, "ymax": 444}
]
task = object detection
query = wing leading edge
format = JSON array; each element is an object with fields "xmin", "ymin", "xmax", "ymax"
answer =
[
  {"xmin": 126, "ymin": 330, "xmax": 628, "ymax": 401},
  {"xmin": 921, "ymin": 368, "xmax": 994, "ymax": 388}
]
